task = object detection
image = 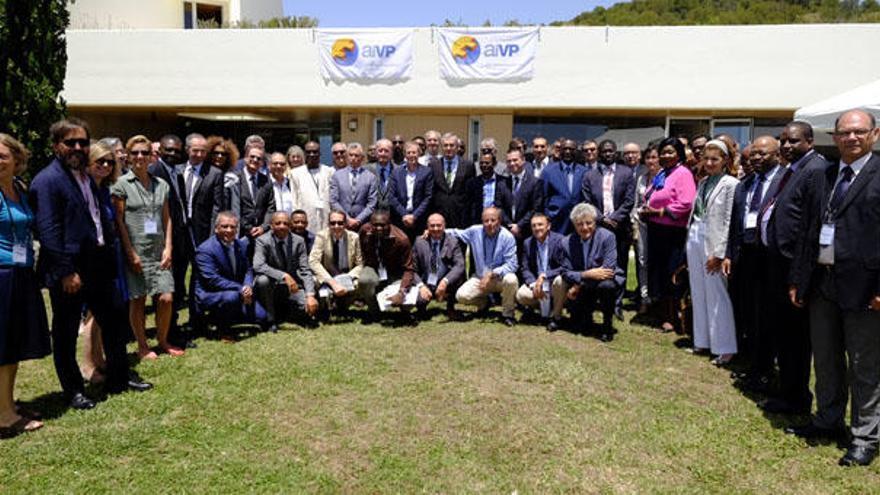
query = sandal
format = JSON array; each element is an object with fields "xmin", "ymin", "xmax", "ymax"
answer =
[{"xmin": 0, "ymin": 417, "xmax": 43, "ymax": 439}]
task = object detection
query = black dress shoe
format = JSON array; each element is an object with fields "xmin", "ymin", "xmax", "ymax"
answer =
[
  {"xmin": 69, "ymin": 393, "xmax": 96, "ymax": 410},
  {"xmin": 266, "ymin": 323, "xmax": 279, "ymax": 334},
  {"xmin": 784, "ymin": 423, "xmax": 846, "ymax": 441},
  {"xmin": 502, "ymin": 317, "xmax": 516, "ymax": 327},
  {"xmin": 546, "ymin": 320, "xmax": 560, "ymax": 332},
  {"xmin": 599, "ymin": 332, "xmax": 614, "ymax": 343},
  {"xmin": 614, "ymin": 308, "xmax": 624, "ymax": 321},
  {"xmin": 126, "ymin": 379, "xmax": 153, "ymax": 392},
  {"xmin": 840, "ymin": 445, "xmax": 878, "ymax": 466},
  {"xmin": 184, "ymin": 340, "xmax": 198, "ymax": 349},
  {"xmin": 758, "ymin": 397, "xmax": 810, "ymax": 416}
]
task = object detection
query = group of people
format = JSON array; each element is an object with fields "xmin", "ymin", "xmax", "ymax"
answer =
[{"xmin": 1, "ymin": 111, "xmax": 879, "ymax": 469}]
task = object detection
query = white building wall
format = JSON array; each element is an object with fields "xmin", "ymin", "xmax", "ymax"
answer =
[
  {"xmin": 236, "ymin": 0, "xmax": 284, "ymax": 23},
  {"xmin": 70, "ymin": 0, "xmax": 184, "ymax": 29}
]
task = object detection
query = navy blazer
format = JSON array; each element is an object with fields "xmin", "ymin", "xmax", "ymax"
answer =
[
  {"xmin": 542, "ymin": 161, "xmax": 586, "ymax": 234},
  {"xmin": 581, "ymin": 163, "xmax": 635, "ymax": 226},
  {"xmin": 725, "ymin": 168, "xmax": 784, "ymax": 262},
  {"xmin": 387, "ymin": 164, "xmax": 434, "ymax": 223},
  {"xmin": 791, "ymin": 153, "xmax": 880, "ymax": 310},
  {"xmin": 464, "ymin": 175, "xmax": 513, "ymax": 226},
  {"xmin": 504, "ymin": 172, "xmax": 544, "ymax": 236},
  {"xmin": 194, "ymin": 235, "xmax": 253, "ymax": 309},
  {"xmin": 766, "ymin": 152, "xmax": 830, "ymax": 259},
  {"xmin": 562, "ymin": 228, "xmax": 624, "ymax": 287},
  {"xmin": 30, "ymin": 158, "xmax": 118, "ymax": 288},
  {"xmin": 519, "ymin": 231, "xmax": 571, "ymax": 286}
]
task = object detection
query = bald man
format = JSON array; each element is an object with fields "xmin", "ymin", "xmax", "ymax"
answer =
[{"xmin": 411, "ymin": 213, "xmax": 465, "ymax": 319}]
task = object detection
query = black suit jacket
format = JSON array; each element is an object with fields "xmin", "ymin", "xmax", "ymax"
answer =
[
  {"xmin": 185, "ymin": 163, "xmax": 224, "ymax": 247},
  {"xmin": 791, "ymin": 153, "xmax": 880, "ymax": 310},
  {"xmin": 230, "ymin": 169, "xmax": 269, "ymax": 236},
  {"xmin": 149, "ymin": 160, "xmax": 190, "ymax": 252},
  {"xmin": 725, "ymin": 168, "xmax": 784, "ymax": 263},
  {"xmin": 253, "ymin": 181, "xmax": 277, "ymax": 233},
  {"xmin": 430, "ymin": 157, "xmax": 476, "ymax": 228},
  {"xmin": 503, "ymin": 172, "xmax": 543, "ymax": 237},
  {"xmin": 464, "ymin": 175, "xmax": 513, "ymax": 226},
  {"xmin": 766, "ymin": 151, "xmax": 830, "ymax": 259},
  {"xmin": 581, "ymin": 163, "xmax": 635, "ymax": 226}
]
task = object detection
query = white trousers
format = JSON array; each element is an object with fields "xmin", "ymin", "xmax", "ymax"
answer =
[
  {"xmin": 686, "ymin": 220, "xmax": 737, "ymax": 355},
  {"xmin": 456, "ymin": 273, "xmax": 518, "ymax": 318},
  {"xmin": 515, "ymin": 275, "xmax": 568, "ymax": 319}
]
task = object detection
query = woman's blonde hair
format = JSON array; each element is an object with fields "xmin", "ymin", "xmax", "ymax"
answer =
[
  {"xmin": 88, "ymin": 141, "xmax": 121, "ymax": 186},
  {"xmin": 0, "ymin": 133, "xmax": 30, "ymax": 176}
]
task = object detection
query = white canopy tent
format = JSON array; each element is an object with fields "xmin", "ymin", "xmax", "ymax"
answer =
[{"xmin": 794, "ymin": 79, "xmax": 880, "ymax": 132}]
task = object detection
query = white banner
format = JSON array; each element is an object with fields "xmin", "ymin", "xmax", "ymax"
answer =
[
  {"xmin": 437, "ymin": 27, "xmax": 539, "ymax": 82},
  {"xmin": 317, "ymin": 29, "xmax": 413, "ymax": 82}
]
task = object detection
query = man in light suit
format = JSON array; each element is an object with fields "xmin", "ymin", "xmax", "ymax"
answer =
[
  {"xmin": 413, "ymin": 213, "xmax": 465, "ymax": 319},
  {"xmin": 447, "ymin": 207, "xmax": 519, "ymax": 326},
  {"xmin": 581, "ymin": 139, "xmax": 636, "ymax": 319},
  {"xmin": 542, "ymin": 139, "xmax": 586, "ymax": 235},
  {"xmin": 430, "ymin": 133, "xmax": 475, "ymax": 229},
  {"xmin": 787, "ymin": 110, "xmax": 880, "ymax": 467},
  {"xmin": 309, "ymin": 210, "xmax": 366, "ymax": 315},
  {"xmin": 388, "ymin": 141, "xmax": 434, "ymax": 240},
  {"xmin": 194, "ymin": 211, "xmax": 267, "ymax": 342},
  {"xmin": 503, "ymin": 149, "xmax": 544, "ymax": 243},
  {"xmin": 563, "ymin": 203, "xmax": 625, "ymax": 342},
  {"xmin": 516, "ymin": 213, "xmax": 571, "ymax": 331},
  {"xmin": 366, "ymin": 139, "xmax": 396, "ymax": 212},
  {"xmin": 253, "ymin": 212, "xmax": 318, "ymax": 331},
  {"xmin": 724, "ymin": 135, "xmax": 785, "ymax": 393},
  {"xmin": 758, "ymin": 121, "xmax": 830, "ymax": 416},
  {"xmin": 290, "ymin": 141, "xmax": 334, "ymax": 235},
  {"xmin": 330, "ymin": 142, "xmax": 378, "ymax": 232}
]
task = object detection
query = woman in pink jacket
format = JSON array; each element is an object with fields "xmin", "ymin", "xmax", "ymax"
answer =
[{"xmin": 639, "ymin": 137, "xmax": 696, "ymax": 332}]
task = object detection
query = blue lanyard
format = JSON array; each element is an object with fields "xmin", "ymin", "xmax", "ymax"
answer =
[{"xmin": 0, "ymin": 186, "xmax": 31, "ymax": 246}]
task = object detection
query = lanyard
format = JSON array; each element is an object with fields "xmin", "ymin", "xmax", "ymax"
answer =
[
  {"xmin": 131, "ymin": 174, "xmax": 158, "ymax": 218},
  {"xmin": 0, "ymin": 187, "xmax": 31, "ymax": 246}
]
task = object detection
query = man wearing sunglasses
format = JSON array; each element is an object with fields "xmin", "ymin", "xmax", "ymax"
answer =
[{"xmin": 30, "ymin": 118, "xmax": 153, "ymax": 410}]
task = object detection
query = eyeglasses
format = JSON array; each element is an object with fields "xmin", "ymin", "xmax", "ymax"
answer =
[
  {"xmin": 392, "ymin": 140, "xmax": 404, "ymax": 145},
  {"xmin": 270, "ymin": 161, "xmax": 287, "ymax": 166},
  {"xmin": 833, "ymin": 129, "xmax": 872, "ymax": 138},
  {"xmin": 480, "ymin": 148, "xmax": 494, "ymax": 154},
  {"xmin": 332, "ymin": 150, "xmax": 347, "ymax": 155},
  {"xmin": 305, "ymin": 150, "xmax": 320, "ymax": 155},
  {"xmin": 247, "ymin": 156, "xmax": 262, "ymax": 162},
  {"xmin": 328, "ymin": 221, "xmax": 345, "ymax": 226},
  {"xmin": 95, "ymin": 158, "xmax": 116, "ymax": 167},
  {"xmin": 62, "ymin": 138, "xmax": 90, "ymax": 148},
  {"xmin": 131, "ymin": 150, "xmax": 151, "ymax": 157}
]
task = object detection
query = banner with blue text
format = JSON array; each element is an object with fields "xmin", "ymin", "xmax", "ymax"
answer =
[
  {"xmin": 437, "ymin": 27, "xmax": 539, "ymax": 82},
  {"xmin": 317, "ymin": 29, "xmax": 413, "ymax": 82}
]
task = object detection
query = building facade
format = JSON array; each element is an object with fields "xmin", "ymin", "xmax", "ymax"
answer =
[{"xmin": 69, "ymin": 0, "xmax": 284, "ymax": 29}]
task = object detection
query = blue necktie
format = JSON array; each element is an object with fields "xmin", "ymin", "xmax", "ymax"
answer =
[
  {"xmin": 748, "ymin": 173, "xmax": 766, "ymax": 212},
  {"xmin": 828, "ymin": 166, "xmax": 854, "ymax": 214}
]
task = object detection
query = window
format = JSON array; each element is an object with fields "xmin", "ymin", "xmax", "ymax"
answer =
[
  {"xmin": 373, "ymin": 117, "xmax": 384, "ymax": 142},
  {"xmin": 667, "ymin": 117, "xmax": 711, "ymax": 142},
  {"xmin": 712, "ymin": 119, "xmax": 752, "ymax": 152},
  {"xmin": 183, "ymin": 2, "xmax": 193, "ymax": 29},
  {"xmin": 514, "ymin": 116, "xmax": 666, "ymax": 149},
  {"xmin": 469, "ymin": 117, "xmax": 481, "ymax": 162},
  {"xmin": 196, "ymin": 3, "xmax": 223, "ymax": 28}
]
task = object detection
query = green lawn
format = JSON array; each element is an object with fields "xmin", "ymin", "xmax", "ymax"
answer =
[{"xmin": 2, "ymin": 303, "xmax": 879, "ymax": 492}]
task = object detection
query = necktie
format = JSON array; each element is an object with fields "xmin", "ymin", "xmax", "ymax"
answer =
[
  {"xmin": 431, "ymin": 240, "xmax": 440, "ymax": 273},
  {"xmin": 513, "ymin": 176, "xmax": 521, "ymax": 194},
  {"xmin": 380, "ymin": 166, "xmax": 388, "ymax": 187},
  {"xmin": 228, "ymin": 243, "xmax": 237, "ymax": 276},
  {"xmin": 564, "ymin": 165, "xmax": 573, "ymax": 194},
  {"xmin": 350, "ymin": 168, "xmax": 358, "ymax": 191},
  {"xmin": 828, "ymin": 166, "xmax": 854, "ymax": 214},
  {"xmin": 185, "ymin": 166, "xmax": 195, "ymax": 200},
  {"xmin": 445, "ymin": 160, "xmax": 454, "ymax": 187},
  {"xmin": 748, "ymin": 173, "xmax": 767, "ymax": 212},
  {"xmin": 276, "ymin": 238, "xmax": 289, "ymax": 271},
  {"xmin": 332, "ymin": 237, "xmax": 341, "ymax": 270},
  {"xmin": 250, "ymin": 174, "xmax": 258, "ymax": 198}
]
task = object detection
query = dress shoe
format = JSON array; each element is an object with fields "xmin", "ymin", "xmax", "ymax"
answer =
[
  {"xmin": 502, "ymin": 317, "xmax": 516, "ymax": 327},
  {"xmin": 839, "ymin": 445, "xmax": 878, "ymax": 467},
  {"xmin": 546, "ymin": 320, "xmax": 560, "ymax": 332},
  {"xmin": 758, "ymin": 397, "xmax": 810, "ymax": 416},
  {"xmin": 126, "ymin": 379, "xmax": 153, "ymax": 392},
  {"xmin": 614, "ymin": 308, "xmax": 624, "ymax": 321},
  {"xmin": 599, "ymin": 332, "xmax": 614, "ymax": 343},
  {"xmin": 784, "ymin": 423, "xmax": 847, "ymax": 442},
  {"xmin": 69, "ymin": 393, "xmax": 96, "ymax": 410},
  {"xmin": 266, "ymin": 323, "xmax": 279, "ymax": 334},
  {"xmin": 184, "ymin": 339, "xmax": 198, "ymax": 349}
]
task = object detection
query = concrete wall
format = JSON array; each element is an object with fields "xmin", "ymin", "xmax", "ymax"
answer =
[{"xmin": 70, "ymin": 0, "xmax": 184, "ymax": 29}]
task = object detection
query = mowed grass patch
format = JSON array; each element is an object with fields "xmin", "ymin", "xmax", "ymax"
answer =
[{"xmin": 2, "ymin": 307, "xmax": 880, "ymax": 493}]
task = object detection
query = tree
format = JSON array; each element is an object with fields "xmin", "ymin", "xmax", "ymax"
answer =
[{"xmin": 0, "ymin": 0, "xmax": 69, "ymax": 175}]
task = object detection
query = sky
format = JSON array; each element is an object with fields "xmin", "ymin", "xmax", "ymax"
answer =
[{"xmin": 282, "ymin": 0, "xmax": 620, "ymax": 27}]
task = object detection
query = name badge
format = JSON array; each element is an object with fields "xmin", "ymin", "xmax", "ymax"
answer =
[
  {"xmin": 745, "ymin": 212, "xmax": 758, "ymax": 229},
  {"xmin": 144, "ymin": 217, "xmax": 159, "ymax": 235},
  {"xmin": 318, "ymin": 286, "xmax": 331, "ymax": 298},
  {"xmin": 378, "ymin": 266, "xmax": 388, "ymax": 281},
  {"xmin": 12, "ymin": 243, "xmax": 27, "ymax": 264},
  {"xmin": 427, "ymin": 272, "xmax": 439, "ymax": 286},
  {"xmin": 819, "ymin": 223, "xmax": 835, "ymax": 246}
]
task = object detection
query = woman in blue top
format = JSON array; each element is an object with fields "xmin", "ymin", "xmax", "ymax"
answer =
[{"xmin": 0, "ymin": 134, "xmax": 51, "ymax": 439}]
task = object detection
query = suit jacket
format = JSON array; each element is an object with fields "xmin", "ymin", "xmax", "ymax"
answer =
[
  {"xmin": 412, "ymin": 234, "xmax": 465, "ymax": 287},
  {"xmin": 766, "ymin": 151, "xmax": 830, "ymax": 259},
  {"xmin": 252, "ymin": 180, "xmax": 278, "ymax": 233},
  {"xmin": 687, "ymin": 174, "xmax": 739, "ymax": 259},
  {"xmin": 430, "ymin": 156, "xmax": 476, "ymax": 228},
  {"xmin": 464, "ymin": 175, "xmax": 513, "ymax": 226},
  {"xmin": 542, "ymin": 161, "xmax": 587, "ymax": 234},
  {"xmin": 227, "ymin": 169, "xmax": 269, "ymax": 236},
  {"xmin": 358, "ymin": 223, "xmax": 414, "ymax": 290},
  {"xmin": 30, "ymin": 159, "xmax": 119, "ymax": 287},
  {"xmin": 503, "ymin": 172, "xmax": 544, "ymax": 237},
  {"xmin": 791, "ymin": 153, "xmax": 880, "ymax": 310},
  {"xmin": 365, "ymin": 162, "xmax": 397, "ymax": 212},
  {"xmin": 520, "ymin": 231, "xmax": 571, "ymax": 286},
  {"xmin": 184, "ymin": 162, "xmax": 224, "ymax": 247},
  {"xmin": 387, "ymin": 164, "xmax": 434, "ymax": 225},
  {"xmin": 562, "ymin": 228, "xmax": 625, "ymax": 287},
  {"xmin": 309, "ymin": 228, "xmax": 363, "ymax": 286},
  {"xmin": 148, "ymin": 160, "xmax": 187, "ymax": 234},
  {"xmin": 581, "ymin": 163, "xmax": 636, "ymax": 226},
  {"xmin": 253, "ymin": 231, "xmax": 315, "ymax": 295},
  {"xmin": 330, "ymin": 166, "xmax": 379, "ymax": 224},
  {"xmin": 194, "ymin": 235, "xmax": 253, "ymax": 308},
  {"xmin": 725, "ymin": 167, "xmax": 784, "ymax": 263}
]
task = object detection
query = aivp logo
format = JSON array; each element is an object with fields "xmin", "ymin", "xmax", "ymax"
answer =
[
  {"xmin": 452, "ymin": 35, "xmax": 520, "ymax": 65},
  {"xmin": 332, "ymin": 38, "xmax": 397, "ymax": 66}
]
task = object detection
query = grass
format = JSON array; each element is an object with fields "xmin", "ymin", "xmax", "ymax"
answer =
[{"xmin": 2, "ymin": 295, "xmax": 880, "ymax": 492}]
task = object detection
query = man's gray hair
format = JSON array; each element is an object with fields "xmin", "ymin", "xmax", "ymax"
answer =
[
  {"xmin": 185, "ymin": 133, "xmax": 206, "ymax": 150},
  {"xmin": 214, "ymin": 210, "xmax": 239, "ymax": 227},
  {"xmin": 98, "ymin": 137, "xmax": 122, "ymax": 149},
  {"xmin": 480, "ymin": 137, "xmax": 498, "ymax": 152},
  {"xmin": 441, "ymin": 132, "xmax": 458, "ymax": 143},
  {"xmin": 569, "ymin": 202, "xmax": 599, "ymax": 223},
  {"xmin": 425, "ymin": 130, "xmax": 441, "ymax": 140},
  {"xmin": 347, "ymin": 142, "xmax": 364, "ymax": 152}
]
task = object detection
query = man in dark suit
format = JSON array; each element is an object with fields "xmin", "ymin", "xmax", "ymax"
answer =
[
  {"xmin": 543, "ymin": 139, "xmax": 586, "ymax": 234},
  {"xmin": 229, "ymin": 145, "xmax": 270, "ymax": 248},
  {"xmin": 365, "ymin": 139, "xmax": 396, "ymax": 212},
  {"xmin": 516, "ymin": 213, "xmax": 571, "ymax": 331},
  {"xmin": 149, "ymin": 134, "xmax": 191, "ymax": 346},
  {"xmin": 503, "ymin": 149, "xmax": 543, "ymax": 242},
  {"xmin": 562, "ymin": 203, "xmax": 624, "ymax": 342},
  {"xmin": 181, "ymin": 133, "xmax": 224, "ymax": 248},
  {"xmin": 194, "ymin": 211, "xmax": 267, "ymax": 342},
  {"xmin": 30, "ymin": 118, "xmax": 152, "ymax": 409},
  {"xmin": 253, "ymin": 212, "xmax": 318, "ymax": 331},
  {"xmin": 787, "ymin": 109, "xmax": 880, "ymax": 467},
  {"xmin": 724, "ymin": 135, "xmax": 785, "ymax": 392},
  {"xmin": 757, "ymin": 122, "xmax": 830, "ymax": 416},
  {"xmin": 464, "ymin": 152, "xmax": 513, "ymax": 226},
  {"xmin": 388, "ymin": 143, "xmax": 434, "ymax": 239},
  {"xmin": 430, "ymin": 132, "xmax": 475, "ymax": 229},
  {"xmin": 330, "ymin": 143, "xmax": 378, "ymax": 232},
  {"xmin": 581, "ymin": 140, "xmax": 635, "ymax": 319},
  {"xmin": 413, "ymin": 213, "xmax": 465, "ymax": 319}
]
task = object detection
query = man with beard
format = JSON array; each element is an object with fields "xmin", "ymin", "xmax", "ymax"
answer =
[
  {"xmin": 30, "ymin": 118, "xmax": 152, "ymax": 409},
  {"xmin": 391, "ymin": 134, "xmax": 406, "ymax": 167}
]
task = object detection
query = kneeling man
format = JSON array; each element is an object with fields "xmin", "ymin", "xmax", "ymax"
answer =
[
  {"xmin": 358, "ymin": 210, "xmax": 417, "ymax": 320},
  {"xmin": 413, "ymin": 213, "xmax": 465, "ymax": 319},
  {"xmin": 516, "ymin": 213, "xmax": 571, "ymax": 331},
  {"xmin": 309, "ymin": 210, "xmax": 367, "ymax": 315}
]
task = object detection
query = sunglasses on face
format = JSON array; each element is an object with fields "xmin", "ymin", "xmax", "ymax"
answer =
[
  {"xmin": 131, "ymin": 150, "xmax": 151, "ymax": 157},
  {"xmin": 329, "ymin": 221, "xmax": 345, "ymax": 226},
  {"xmin": 332, "ymin": 150, "xmax": 347, "ymax": 155},
  {"xmin": 63, "ymin": 138, "xmax": 90, "ymax": 148},
  {"xmin": 95, "ymin": 158, "xmax": 116, "ymax": 167}
]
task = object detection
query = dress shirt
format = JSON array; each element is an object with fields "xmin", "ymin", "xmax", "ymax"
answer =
[
  {"xmin": 272, "ymin": 176, "xmax": 294, "ymax": 213},
  {"xmin": 760, "ymin": 152, "xmax": 814, "ymax": 244},
  {"xmin": 533, "ymin": 157, "xmax": 549, "ymax": 178},
  {"xmin": 405, "ymin": 168, "xmax": 417, "ymax": 212},
  {"xmin": 536, "ymin": 237, "xmax": 549, "ymax": 281},
  {"xmin": 817, "ymin": 152, "xmax": 872, "ymax": 265},
  {"xmin": 741, "ymin": 165, "xmax": 780, "ymax": 230},
  {"xmin": 482, "ymin": 176, "xmax": 497, "ymax": 209},
  {"xmin": 443, "ymin": 156, "xmax": 459, "ymax": 186},
  {"xmin": 183, "ymin": 162, "xmax": 202, "ymax": 218},
  {"xmin": 562, "ymin": 162, "xmax": 575, "ymax": 193},
  {"xmin": 75, "ymin": 170, "xmax": 104, "ymax": 246},
  {"xmin": 483, "ymin": 233, "xmax": 497, "ymax": 274},
  {"xmin": 243, "ymin": 168, "xmax": 259, "ymax": 199},
  {"xmin": 602, "ymin": 164, "xmax": 615, "ymax": 216}
]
